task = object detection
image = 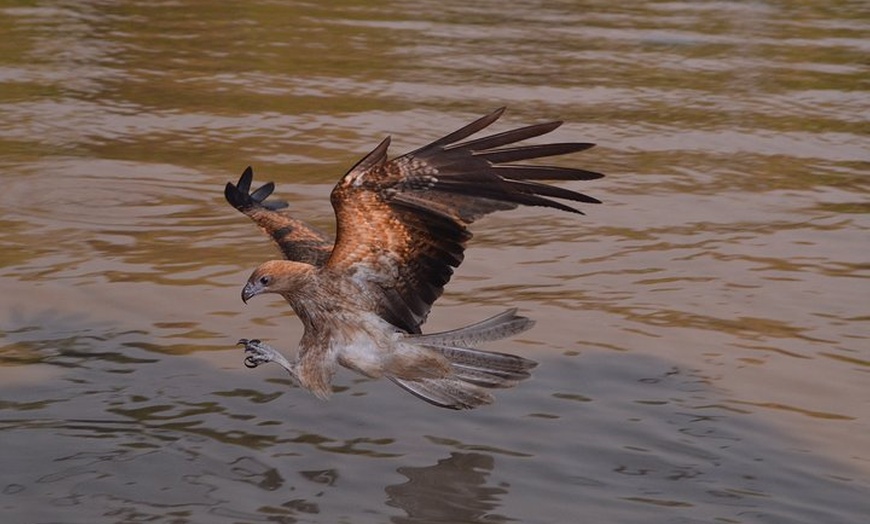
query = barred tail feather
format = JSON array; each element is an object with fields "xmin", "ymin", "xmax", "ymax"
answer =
[
  {"xmin": 390, "ymin": 309, "xmax": 538, "ymax": 409},
  {"xmin": 410, "ymin": 308, "xmax": 535, "ymax": 347},
  {"xmin": 389, "ymin": 376, "xmax": 494, "ymax": 410},
  {"xmin": 439, "ymin": 346, "xmax": 536, "ymax": 387}
]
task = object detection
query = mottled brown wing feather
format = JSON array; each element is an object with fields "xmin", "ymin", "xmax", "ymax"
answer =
[
  {"xmin": 225, "ymin": 166, "xmax": 334, "ymax": 266},
  {"xmin": 326, "ymin": 108, "xmax": 604, "ymax": 334}
]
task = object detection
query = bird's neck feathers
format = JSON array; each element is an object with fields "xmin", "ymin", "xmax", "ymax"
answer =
[{"xmin": 264, "ymin": 260, "xmax": 316, "ymax": 292}]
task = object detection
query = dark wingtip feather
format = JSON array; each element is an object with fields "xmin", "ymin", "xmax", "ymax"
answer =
[
  {"xmin": 418, "ymin": 107, "xmax": 507, "ymax": 151},
  {"xmin": 225, "ymin": 167, "xmax": 288, "ymax": 211},
  {"xmin": 224, "ymin": 181, "xmax": 248, "ymax": 211},
  {"xmin": 506, "ymin": 178, "xmax": 602, "ymax": 205},
  {"xmin": 432, "ymin": 178, "xmax": 588, "ymax": 214},
  {"xmin": 225, "ymin": 167, "xmax": 256, "ymax": 211},
  {"xmin": 238, "ymin": 166, "xmax": 254, "ymax": 194},
  {"xmin": 249, "ymin": 181, "xmax": 275, "ymax": 203},
  {"xmin": 494, "ymin": 165, "xmax": 605, "ymax": 181},
  {"xmin": 449, "ymin": 120, "xmax": 564, "ymax": 152},
  {"xmin": 475, "ymin": 142, "xmax": 596, "ymax": 163}
]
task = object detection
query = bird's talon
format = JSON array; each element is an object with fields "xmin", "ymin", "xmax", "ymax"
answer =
[{"xmin": 239, "ymin": 339, "xmax": 274, "ymax": 369}]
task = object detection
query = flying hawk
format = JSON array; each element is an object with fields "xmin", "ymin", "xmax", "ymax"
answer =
[{"xmin": 225, "ymin": 108, "xmax": 603, "ymax": 409}]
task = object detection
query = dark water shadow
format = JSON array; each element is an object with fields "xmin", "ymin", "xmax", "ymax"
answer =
[{"xmin": 386, "ymin": 451, "xmax": 512, "ymax": 524}]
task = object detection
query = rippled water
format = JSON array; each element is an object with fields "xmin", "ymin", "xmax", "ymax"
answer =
[{"xmin": 1, "ymin": 1, "xmax": 868, "ymax": 523}]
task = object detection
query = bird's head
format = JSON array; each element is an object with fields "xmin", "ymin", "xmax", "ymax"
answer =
[{"xmin": 241, "ymin": 260, "xmax": 313, "ymax": 303}]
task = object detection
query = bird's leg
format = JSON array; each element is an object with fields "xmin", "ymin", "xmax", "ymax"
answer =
[{"xmin": 237, "ymin": 339, "xmax": 296, "ymax": 378}]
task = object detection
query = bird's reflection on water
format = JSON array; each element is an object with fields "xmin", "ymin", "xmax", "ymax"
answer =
[
  {"xmin": 386, "ymin": 452, "xmax": 511, "ymax": 524},
  {"xmin": 208, "ymin": 451, "xmax": 512, "ymax": 522}
]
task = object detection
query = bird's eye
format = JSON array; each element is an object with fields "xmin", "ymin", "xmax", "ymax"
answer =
[{"xmin": 259, "ymin": 275, "xmax": 271, "ymax": 286}]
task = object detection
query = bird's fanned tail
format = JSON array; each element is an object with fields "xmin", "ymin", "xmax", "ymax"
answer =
[{"xmin": 390, "ymin": 309, "xmax": 538, "ymax": 409}]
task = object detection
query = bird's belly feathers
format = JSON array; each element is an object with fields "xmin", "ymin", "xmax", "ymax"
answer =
[
  {"xmin": 333, "ymin": 312, "xmax": 401, "ymax": 378},
  {"xmin": 332, "ymin": 312, "xmax": 450, "ymax": 381}
]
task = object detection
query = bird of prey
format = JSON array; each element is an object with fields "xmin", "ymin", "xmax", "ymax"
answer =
[{"xmin": 225, "ymin": 108, "xmax": 603, "ymax": 409}]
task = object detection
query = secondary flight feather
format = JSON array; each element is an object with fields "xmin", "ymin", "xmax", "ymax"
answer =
[{"xmin": 226, "ymin": 108, "xmax": 603, "ymax": 409}]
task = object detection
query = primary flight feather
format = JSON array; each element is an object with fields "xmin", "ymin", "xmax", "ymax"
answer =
[{"xmin": 226, "ymin": 108, "xmax": 603, "ymax": 409}]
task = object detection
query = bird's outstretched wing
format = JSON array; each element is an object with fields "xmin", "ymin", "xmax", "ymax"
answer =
[
  {"xmin": 225, "ymin": 167, "xmax": 333, "ymax": 266},
  {"xmin": 326, "ymin": 107, "xmax": 604, "ymax": 334}
]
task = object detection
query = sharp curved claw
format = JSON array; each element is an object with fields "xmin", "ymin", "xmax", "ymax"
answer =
[{"xmin": 238, "ymin": 338, "xmax": 275, "ymax": 369}]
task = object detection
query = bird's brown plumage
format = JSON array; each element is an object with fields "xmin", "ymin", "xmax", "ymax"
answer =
[{"xmin": 228, "ymin": 108, "xmax": 604, "ymax": 409}]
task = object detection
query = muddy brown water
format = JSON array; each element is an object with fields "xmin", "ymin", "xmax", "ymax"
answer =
[{"xmin": 1, "ymin": 2, "xmax": 868, "ymax": 523}]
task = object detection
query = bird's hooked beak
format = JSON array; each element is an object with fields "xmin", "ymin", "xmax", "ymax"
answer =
[{"xmin": 241, "ymin": 280, "xmax": 263, "ymax": 304}]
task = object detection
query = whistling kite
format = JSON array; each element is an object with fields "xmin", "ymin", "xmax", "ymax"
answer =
[{"xmin": 225, "ymin": 108, "xmax": 603, "ymax": 409}]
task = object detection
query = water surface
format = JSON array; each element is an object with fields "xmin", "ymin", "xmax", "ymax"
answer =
[{"xmin": 1, "ymin": 1, "xmax": 868, "ymax": 523}]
